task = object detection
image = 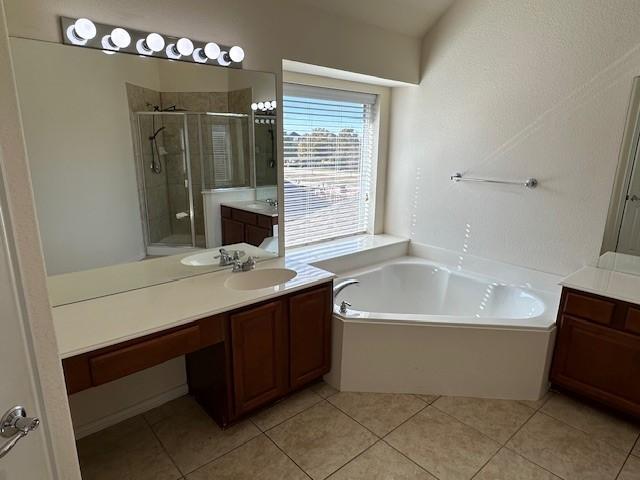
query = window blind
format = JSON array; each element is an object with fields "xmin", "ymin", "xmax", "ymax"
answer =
[{"xmin": 283, "ymin": 83, "xmax": 377, "ymax": 247}]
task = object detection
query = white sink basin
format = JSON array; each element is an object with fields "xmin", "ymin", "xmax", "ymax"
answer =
[
  {"xmin": 225, "ymin": 268, "xmax": 297, "ymax": 291},
  {"xmin": 181, "ymin": 251, "xmax": 220, "ymax": 267}
]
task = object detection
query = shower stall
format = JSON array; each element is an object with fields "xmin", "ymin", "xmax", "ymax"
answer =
[{"xmin": 135, "ymin": 111, "xmax": 252, "ymax": 255}]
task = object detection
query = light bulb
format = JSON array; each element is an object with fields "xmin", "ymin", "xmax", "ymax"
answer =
[
  {"xmin": 66, "ymin": 18, "xmax": 96, "ymax": 45},
  {"xmin": 192, "ymin": 48, "xmax": 207, "ymax": 63},
  {"xmin": 229, "ymin": 46, "xmax": 245, "ymax": 62},
  {"xmin": 217, "ymin": 51, "xmax": 231, "ymax": 66},
  {"xmin": 165, "ymin": 44, "xmax": 181, "ymax": 59},
  {"xmin": 176, "ymin": 38, "xmax": 194, "ymax": 56},
  {"xmin": 257, "ymin": 102, "xmax": 265, "ymax": 110},
  {"xmin": 146, "ymin": 33, "xmax": 165, "ymax": 52},
  {"xmin": 110, "ymin": 28, "xmax": 131, "ymax": 48},
  {"xmin": 264, "ymin": 101, "xmax": 271, "ymax": 109},
  {"xmin": 251, "ymin": 103, "xmax": 258, "ymax": 111},
  {"xmin": 102, "ymin": 27, "xmax": 131, "ymax": 51},
  {"xmin": 136, "ymin": 33, "xmax": 165, "ymax": 55},
  {"xmin": 204, "ymin": 42, "xmax": 220, "ymax": 60},
  {"xmin": 271, "ymin": 100, "xmax": 277, "ymax": 108}
]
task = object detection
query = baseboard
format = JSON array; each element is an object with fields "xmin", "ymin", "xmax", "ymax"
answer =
[{"xmin": 73, "ymin": 384, "xmax": 188, "ymax": 440}]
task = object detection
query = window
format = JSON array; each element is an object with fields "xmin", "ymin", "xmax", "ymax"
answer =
[{"xmin": 283, "ymin": 83, "xmax": 377, "ymax": 247}]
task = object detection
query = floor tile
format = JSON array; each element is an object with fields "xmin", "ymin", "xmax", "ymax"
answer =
[
  {"xmin": 152, "ymin": 402, "xmax": 260, "ymax": 474},
  {"xmin": 144, "ymin": 395, "xmax": 200, "ymax": 426},
  {"xmin": 267, "ymin": 401, "xmax": 377, "ymax": 480},
  {"xmin": 77, "ymin": 415, "xmax": 181, "ymax": 480},
  {"xmin": 327, "ymin": 441, "xmax": 436, "ymax": 480},
  {"xmin": 252, "ymin": 388, "xmax": 322, "ymax": 431},
  {"xmin": 474, "ymin": 448, "xmax": 559, "ymax": 479},
  {"xmin": 186, "ymin": 435, "xmax": 307, "ymax": 480},
  {"xmin": 541, "ymin": 393, "xmax": 640, "ymax": 452},
  {"xmin": 385, "ymin": 406, "xmax": 500, "ymax": 480},
  {"xmin": 518, "ymin": 392, "xmax": 551, "ymax": 410},
  {"xmin": 634, "ymin": 439, "xmax": 640, "ymax": 457},
  {"xmin": 619, "ymin": 455, "xmax": 640, "ymax": 480},
  {"xmin": 507, "ymin": 412, "xmax": 626, "ymax": 480},
  {"xmin": 328, "ymin": 392, "xmax": 426, "ymax": 436},
  {"xmin": 416, "ymin": 394, "xmax": 439, "ymax": 404},
  {"xmin": 311, "ymin": 381, "xmax": 339, "ymax": 399},
  {"xmin": 432, "ymin": 396, "xmax": 534, "ymax": 443}
]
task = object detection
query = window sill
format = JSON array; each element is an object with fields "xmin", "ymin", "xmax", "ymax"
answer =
[{"xmin": 286, "ymin": 234, "xmax": 409, "ymax": 273}]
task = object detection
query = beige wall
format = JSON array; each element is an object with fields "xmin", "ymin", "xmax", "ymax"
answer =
[{"xmin": 386, "ymin": 0, "xmax": 640, "ymax": 276}]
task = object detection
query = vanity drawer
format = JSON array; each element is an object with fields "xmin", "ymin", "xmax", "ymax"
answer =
[
  {"xmin": 90, "ymin": 325, "xmax": 201, "ymax": 386},
  {"xmin": 626, "ymin": 308, "xmax": 640, "ymax": 335},
  {"xmin": 231, "ymin": 208, "xmax": 257, "ymax": 226},
  {"xmin": 62, "ymin": 316, "xmax": 224, "ymax": 394},
  {"xmin": 221, "ymin": 206, "xmax": 232, "ymax": 219},
  {"xmin": 563, "ymin": 290, "xmax": 616, "ymax": 326}
]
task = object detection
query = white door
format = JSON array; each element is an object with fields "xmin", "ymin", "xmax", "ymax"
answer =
[
  {"xmin": 0, "ymin": 172, "xmax": 54, "ymax": 477},
  {"xmin": 618, "ymin": 143, "xmax": 640, "ymax": 255}
]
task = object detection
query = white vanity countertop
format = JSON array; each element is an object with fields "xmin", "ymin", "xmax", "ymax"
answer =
[
  {"xmin": 52, "ymin": 257, "xmax": 334, "ymax": 359},
  {"xmin": 560, "ymin": 266, "xmax": 640, "ymax": 305},
  {"xmin": 221, "ymin": 200, "xmax": 278, "ymax": 217}
]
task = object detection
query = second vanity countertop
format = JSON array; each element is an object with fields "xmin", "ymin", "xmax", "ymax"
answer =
[
  {"xmin": 560, "ymin": 266, "xmax": 640, "ymax": 305},
  {"xmin": 52, "ymin": 257, "xmax": 334, "ymax": 359}
]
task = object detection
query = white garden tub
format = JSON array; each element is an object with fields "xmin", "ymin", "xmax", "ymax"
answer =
[{"xmin": 327, "ymin": 256, "xmax": 560, "ymax": 400}]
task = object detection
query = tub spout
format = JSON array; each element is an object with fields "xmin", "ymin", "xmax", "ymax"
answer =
[{"xmin": 333, "ymin": 279, "xmax": 359, "ymax": 299}]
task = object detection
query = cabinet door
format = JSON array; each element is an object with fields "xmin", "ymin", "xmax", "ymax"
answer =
[
  {"xmin": 230, "ymin": 301, "xmax": 287, "ymax": 416},
  {"xmin": 245, "ymin": 224, "xmax": 271, "ymax": 247},
  {"xmin": 222, "ymin": 217, "xmax": 245, "ymax": 244},
  {"xmin": 289, "ymin": 285, "xmax": 332, "ymax": 389},
  {"xmin": 551, "ymin": 314, "xmax": 640, "ymax": 416}
]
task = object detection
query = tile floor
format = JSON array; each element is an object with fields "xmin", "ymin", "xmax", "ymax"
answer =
[{"xmin": 77, "ymin": 384, "xmax": 640, "ymax": 480}]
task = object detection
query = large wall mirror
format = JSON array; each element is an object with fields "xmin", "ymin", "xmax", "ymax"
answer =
[
  {"xmin": 601, "ymin": 76, "xmax": 640, "ymax": 275},
  {"xmin": 11, "ymin": 38, "xmax": 279, "ymax": 305}
]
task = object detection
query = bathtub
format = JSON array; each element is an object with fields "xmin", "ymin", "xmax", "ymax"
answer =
[{"xmin": 327, "ymin": 256, "xmax": 560, "ymax": 400}]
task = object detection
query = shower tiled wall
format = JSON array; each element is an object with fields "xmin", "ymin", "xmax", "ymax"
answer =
[{"xmin": 127, "ymin": 85, "xmax": 254, "ymax": 249}]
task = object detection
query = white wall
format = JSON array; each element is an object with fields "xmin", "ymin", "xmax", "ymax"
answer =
[
  {"xmin": 11, "ymin": 39, "xmax": 158, "ymax": 275},
  {"xmin": 386, "ymin": 0, "xmax": 640, "ymax": 276}
]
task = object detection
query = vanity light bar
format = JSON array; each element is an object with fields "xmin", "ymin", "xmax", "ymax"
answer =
[
  {"xmin": 60, "ymin": 17, "xmax": 244, "ymax": 68},
  {"xmin": 251, "ymin": 100, "xmax": 277, "ymax": 112}
]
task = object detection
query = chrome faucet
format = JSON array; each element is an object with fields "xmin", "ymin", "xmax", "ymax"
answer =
[
  {"xmin": 265, "ymin": 198, "xmax": 278, "ymax": 208},
  {"xmin": 333, "ymin": 279, "xmax": 359, "ymax": 313},
  {"xmin": 232, "ymin": 256, "xmax": 256, "ymax": 272},
  {"xmin": 216, "ymin": 248, "xmax": 245, "ymax": 267}
]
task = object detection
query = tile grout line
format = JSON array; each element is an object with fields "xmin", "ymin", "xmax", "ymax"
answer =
[
  {"xmin": 380, "ymin": 439, "xmax": 444, "ymax": 480},
  {"xmin": 141, "ymin": 413, "xmax": 186, "ymax": 480},
  {"xmin": 252, "ymin": 392, "xmax": 325, "ymax": 433},
  {"xmin": 263, "ymin": 434, "xmax": 314, "ymax": 480},
  {"xmin": 320, "ymin": 440, "xmax": 385, "ymax": 480},
  {"xmin": 614, "ymin": 434, "xmax": 640, "ymax": 480}
]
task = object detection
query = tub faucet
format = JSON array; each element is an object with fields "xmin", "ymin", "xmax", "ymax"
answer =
[{"xmin": 333, "ymin": 279, "xmax": 359, "ymax": 298}]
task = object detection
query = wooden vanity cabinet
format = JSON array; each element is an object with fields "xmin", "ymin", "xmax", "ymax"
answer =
[
  {"xmin": 229, "ymin": 300, "xmax": 288, "ymax": 416},
  {"xmin": 61, "ymin": 282, "xmax": 333, "ymax": 428},
  {"xmin": 550, "ymin": 288, "xmax": 640, "ymax": 418},
  {"xmin": 221, "ymin": 205, "xmax": 277, "ymax": 247},
  {"xmin": 188, "ymin": 282, "xmax": 333, "ymax": 426}
]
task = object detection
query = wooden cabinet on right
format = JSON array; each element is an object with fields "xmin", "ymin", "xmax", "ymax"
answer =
[{"xmin": 550, "ymin": 288, "xmax": 640, "ymax": 418}]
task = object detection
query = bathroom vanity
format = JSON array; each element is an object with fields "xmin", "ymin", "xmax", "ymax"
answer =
[
  {"xmin": 550, "ymin": 267, "xmax": 640, "ymax": 418},
  {"xmin": 221, "ymin": 201, "xmax": 278, "ymax": 247},
  {"xmin": 56, "ymin": 258, "xmax": 333, "ymax": 427}
]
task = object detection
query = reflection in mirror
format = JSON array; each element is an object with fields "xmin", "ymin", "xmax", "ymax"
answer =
[
  {"xmin": 601, "ymin": 76, "xmax": 640, "ymax": 276},
  {"xmin": 10, "ymin": 38, "xmax": 279, "ymax": 305}
]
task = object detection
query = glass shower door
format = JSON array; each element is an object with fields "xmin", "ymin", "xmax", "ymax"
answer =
[{"xmin": 137, "ymin": 112, "xmax": 195, "ymax": 248}]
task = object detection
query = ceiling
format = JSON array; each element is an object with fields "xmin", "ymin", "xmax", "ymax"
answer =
[{"xmin": 291, "ymin": 0, "xmax": 455, "ymax": 37}]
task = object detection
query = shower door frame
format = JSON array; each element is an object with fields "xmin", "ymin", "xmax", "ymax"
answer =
[{"xmin": 135, "ymin": 111, "xmax": 197, "ymax": 248}]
